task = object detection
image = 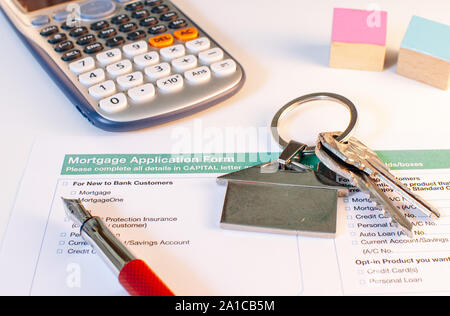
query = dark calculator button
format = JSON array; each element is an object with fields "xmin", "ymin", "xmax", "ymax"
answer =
[
  {"xmin": 125, "ymin": 1, "xmax": 144, "ymax": 11},
  {"xmin": 61, "ymin": 49, "xmax": 82, "ymax": 61},
  {"xmin": 151, "ymin": 4, "xmax": 169, "ymax": 14},
  {"xmin": 54, "ymin": 40, "xmax": 74, "ymax": 52},
  {"xmin": 84, "ymin": 42, "xmax": 104, "ymax": 54},
  {"xmin": 140, "ymin": 16, "xmax": 158, "ymax": 27},
  {"xmin": 98, "ymin": 27, "xmax": 117, "ymax": 39},
  {"xmin": 90, "ymin": 20, "xmax": 109, "ymax": 31},
  {"xmin": 160, "ymin": 11, "xmax": 177, "ymax": 22},
  {"xmin": 111, "ymin": 14, "xmax": 130, "ymax": 25},
  {"xmin": 106, "ymin": 36, "xmax": 125, "ymax": 47},
  {"xmin": 48, "ymin": 33, "xmax": 67, "ymax": 44},
  {"xmin": 77, "ymin": 34, "xmax": 96, "ymax": 45},
  {"xmin": 40, "ymin": 25, "xmax": 58, "ymax": 37},
  {"xmin": 61, "ymin": 22, "xmax": 75, "ymax": 30},
  {"xmin": 119, "ymin": 22, "xmax": 138, "ymax": 33},
  {"xmin": 132, "ymin": 9, "xmax": 150, "ymax": 19},
  {"xmin": 168, "ymin": 19, "xmax": 187, "ymax": 29},
  {"xmin": 127, "ymin": 30, "xmax": 147, "ymax": 41},
  {"xmin": 145, "ymin": 0, "xmax": 163, "ymax": 6},
  {"xmin": 69, "ymin": 26, "xmax": 89, "ymax": 37},
  {"xmin": 148, "ymin": 24, "xmax": 167, "ymax": 34}
]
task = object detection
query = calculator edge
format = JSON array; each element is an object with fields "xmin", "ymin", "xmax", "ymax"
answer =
[{"xmin": 0, "ymin": 1, "xmax": 246, "ymax": 132}]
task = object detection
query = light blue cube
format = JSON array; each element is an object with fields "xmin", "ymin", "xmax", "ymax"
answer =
[
  {"xmin": 401, "ymin": 16, "xmax": 450, "ymax": 62},
  {"xmin": 398, "ymin": 16, "xmax": 450, "ymax": 90}
]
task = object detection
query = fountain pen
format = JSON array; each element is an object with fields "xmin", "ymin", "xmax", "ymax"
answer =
[{"xmin": 61, "ymin": 197, "xmax": 174, "ymax": 296}]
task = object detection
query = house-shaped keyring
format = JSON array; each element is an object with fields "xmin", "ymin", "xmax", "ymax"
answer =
[{"xmin": 217, "ymin": 162, "xmax": 348, "ymax": 238}]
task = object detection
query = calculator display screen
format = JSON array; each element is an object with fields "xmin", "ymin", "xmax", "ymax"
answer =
[{"xmin": 17, "ymin": 0, "xmax": 73, "ymax": 12}]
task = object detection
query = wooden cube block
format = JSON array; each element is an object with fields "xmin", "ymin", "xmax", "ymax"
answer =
[
  {"xmin": 330, "ymin": 8, "xmax": 388, "ymax": 71},
  {"xmin": 397, "ymin": 16, "xmax": 450, "ymax": 90}
]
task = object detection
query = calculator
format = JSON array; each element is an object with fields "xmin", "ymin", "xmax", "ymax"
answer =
[{"xmin": 0, "ymin": 0, "xmax": 245, "ymax": 131}]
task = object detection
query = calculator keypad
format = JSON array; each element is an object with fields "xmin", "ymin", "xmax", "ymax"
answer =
[
  {"xmin": 40, "ymin": 25, "xmax": 59, "ymax": 37},
  {"xmin": 123, "ymin": 41, "xmax": 148, "ymax": 57},
  {"xmin": 148, "ymin": 33, "xmax": 173, "ymax": 48},
  {"xmin": 99, "ymin": 93, "xmax": 128, "ymax": 114},
  {"xmin": 69, "ymin": 57, "xmax": 96, "ymax": 74},
  {"xmin": 79, "ymin": 68, "xmax": 106, "ymax": 86},
  {"xmin": 160, "ymin": 44, "xmax": 185, "ymax": 60},
  {"xmin": 69, "ymin": 27, "xmax": 89, "ymax": 38},
  {"xmin": 91, "ymin": 20, "xmax": 110, "ymax": 31},
  {"xmin": 117, "ymin": 71, "xmax": 144, "ymax": 90},
  {"xmin": 157, "ymin": 74, "xmax": 183, "ymax": 93},
  {"xmin": 97, "ymin": 48, "xmax": 122, "ymax": 66},
  {"xmin": 62, "ymin": 49, "xmax": 82, "ymax": 62},
  {"xmin": 128, "ymin": 83, "xmax": 155, "ymax": 103},
  {"xmin": 172, "ymin": 55, "xmax": 197, "ymax": 72},
  {"xmin": 38, "ymin": 0, "xmax": 241, "ymax": 121},
  {"xmin": 199, "ymin": 48, "xmax": 224, "ymax": 64},
  {"xmin": 48, "ymin": 33, "xmax": 67, "ymax": 44},
  {"xmin": 77, "ymin": 34, "xmax": 96, "ymax": 46},
  {"xmin": 184, "ymin": 66, "xmax": 211, "ymax": 84},
  {"xmin": 145, "ymin": 62, "xmax": 171, "ymax": 81},
  {"xmin": 211, "ymin": 59, "xmax": 237, "ymax": 77},
  {"xmin": 106, "ymin": 59, "xmax": 133, "ymax": 78},
  {"xmin": 98, "ymin": 27, "xmax": 118, "ymax": 39},
  {"xmin": 134, "ymin": 51, "xmax": 159, "ymax": 69},
  {"xmin": 88, "ymin": 80, "xmax": 117, "ymax": 99},
  {"xmin": 84, "ymin": 42, "xmax": 104, "ymax": 54},
  {"xmin": 55, "ymin": 40, "xmax": 74, "ymax": 52},
  {"xmin": 106, "ymin": 36, "xmax": 126, "ymax": 47}
]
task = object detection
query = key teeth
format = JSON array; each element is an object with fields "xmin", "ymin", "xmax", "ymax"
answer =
[
  {"xmin": 317, "ymin": 138, "xmax": 415, "ymax": 237},
  {"xmin": 321, "ymin": 132, "xmax": 440, "ymax": 221},
  {"xmin": 348, "ymin": 171, "xmax": 414, "ymax": 238},
  {"xmin": 379, "ymin": 206, "xmax": 413, "ymax": 238},
  {"xmin": 361, "ymin": 191, "xmax": 414, "ymax": 238},
  {"xmin": 373, "ymin": 199, "xmax": 395, "ymax": 225}
]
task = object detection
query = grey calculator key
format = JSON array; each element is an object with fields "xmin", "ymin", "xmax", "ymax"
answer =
[
  {"xmin": 80, "ymin": 0, "xmax": 116, "ymax": 20},
  {"xmin": 53, "ymin": 10, "xmax": 70, "ymax": 22},
  {"xmin": 31, "ymin": 15, "xmax": 50, "ymax": 26}
]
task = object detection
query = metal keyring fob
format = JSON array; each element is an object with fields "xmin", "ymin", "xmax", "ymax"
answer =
[
  {"xmin": 271, "ymin": 92, "xmax": 359, "ymax": 153},
  {"xmin": 217, "ymin": 92, "xmax": 356, "ymax": 237}
]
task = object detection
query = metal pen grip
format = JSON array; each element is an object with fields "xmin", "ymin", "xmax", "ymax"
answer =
[{"xmin": 81, "ymin": 217, "xmax": 136, "ymax": 276}]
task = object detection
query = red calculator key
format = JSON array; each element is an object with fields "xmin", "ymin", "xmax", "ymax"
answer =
[
  {"xmin": 148, "ymin": 33, "xmax": 174, "ymax": 48},
  {"xmin": 173, "ymin": 27, "xmax": 198, "ymax": 41}
]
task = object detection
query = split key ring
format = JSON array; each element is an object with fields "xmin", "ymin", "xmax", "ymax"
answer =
[{"xmin": 271, "ymin": 92, "xmax": 359, "ymax": 154}]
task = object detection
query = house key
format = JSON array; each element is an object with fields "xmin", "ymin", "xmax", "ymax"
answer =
[
  {"xmin": 315, "ymin": 140, "xmax": 414, "ymax": 237},
  {"xmin": 316, "ymin": 132, "xmax": 440, "ymax": 237},
  {"xmin": 319, "ymin": 132, "xmax": 440, "ymax": 219}
]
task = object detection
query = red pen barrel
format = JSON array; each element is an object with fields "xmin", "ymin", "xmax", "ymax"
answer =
[
  {"xmin": 118, "ymin": 259, "xmax": 175, "ymax": 296},
  {"xmin": 62, "ymin": 199, "xmax": 174, "ymax": 296}
]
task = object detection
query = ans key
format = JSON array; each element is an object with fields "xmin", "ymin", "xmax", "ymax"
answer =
[
  {"xmin": 319, "ymin": 132, "xmax": 441, "ymax": 220},
  {"xmin": 315, "ymin": 141, "xmax": 414, "ymax": 237}
]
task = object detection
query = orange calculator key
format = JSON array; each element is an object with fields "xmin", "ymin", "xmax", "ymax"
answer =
[
  {"xmin": 174, "ymin": 27, "xmax": 199, "ymax": 41},
  {"xmin": 149, "ymin": 33, "xmax": 174, "ymax": 48}
]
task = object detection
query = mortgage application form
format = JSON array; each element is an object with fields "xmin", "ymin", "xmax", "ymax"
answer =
[{"xmin": 1, "ymin": 135, "xmax": 450, "ymax": 295}]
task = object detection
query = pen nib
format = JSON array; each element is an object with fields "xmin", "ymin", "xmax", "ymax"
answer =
[{"xmin": 61, "ymin": 197, "xmax": 92, "ymax": 226}]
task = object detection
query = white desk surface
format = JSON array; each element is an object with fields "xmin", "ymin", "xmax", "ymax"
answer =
[{"xmin": 0, "ymin": 0, "xmax": 449, "ymax": 240}]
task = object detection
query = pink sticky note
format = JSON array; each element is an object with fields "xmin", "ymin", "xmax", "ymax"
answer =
[{"xmin": 332, "ymin": 8, "xmax": 388, "ymax": 46}]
